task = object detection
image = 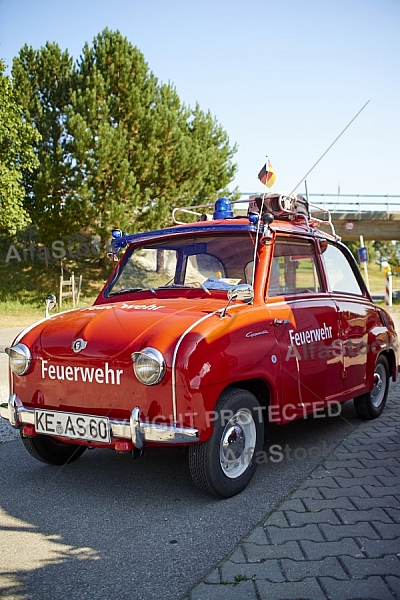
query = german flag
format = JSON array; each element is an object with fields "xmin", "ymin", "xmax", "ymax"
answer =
[{"xmin": 258, "ymin": 158, "xmax": 276, "ymax": 188}]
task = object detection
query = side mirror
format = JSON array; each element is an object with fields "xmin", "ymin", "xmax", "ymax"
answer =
[
  {"xmin": 227, "ymin": 284, "xmax": 254, "ymax": 304},
  {"xmin": 45, "ymin": 294, "xmax": 57, "ymax": 318},
  {"xmin": 220, "ymin": 284, "xmax": 254, "ymax": 318}
]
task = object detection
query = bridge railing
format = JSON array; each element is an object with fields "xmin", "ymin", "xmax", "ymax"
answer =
[
  {"xmin": 239, "ymin": 193, "xmax": 400, "ymax": 218},
  {"xmin": 308, "ymin": 194, "xmax": 400, "ymax": 217}
]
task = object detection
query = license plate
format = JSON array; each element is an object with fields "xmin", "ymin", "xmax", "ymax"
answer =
[{"xmin": 35, "ymin": 409, "xmax": 110, "ymax": 443}]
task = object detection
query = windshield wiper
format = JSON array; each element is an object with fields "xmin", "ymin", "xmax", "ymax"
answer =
[
  {"xmin": 157, "ymin": 282, "xmax": 211, "ymax": 295},
  {"xmin": 108, "ymin": 287, "xmax": 144, "ymax": 297}
]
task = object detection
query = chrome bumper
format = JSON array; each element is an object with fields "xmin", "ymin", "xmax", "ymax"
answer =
[{"xmin": 0, "ymin": 394, "xmax": 199, "ymax": 448}]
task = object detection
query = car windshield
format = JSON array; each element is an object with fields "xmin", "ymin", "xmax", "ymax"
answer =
[{"xmin": 107, "ymin": 233, "xmax": 257, "ymax": 296}]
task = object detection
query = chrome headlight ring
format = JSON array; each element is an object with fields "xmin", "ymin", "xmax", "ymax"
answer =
[
  {"xmin": 5, "ymin": 343, "xmax": 32, "ymax": 376},
  {"xmin": 131, "ymin": 347, "xmax": 166, "ymax": 386}
]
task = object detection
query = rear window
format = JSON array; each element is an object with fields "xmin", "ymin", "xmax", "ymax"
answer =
[{"xmin": 321, "ymin": 243, "xmax": 364, "ymax": 295}]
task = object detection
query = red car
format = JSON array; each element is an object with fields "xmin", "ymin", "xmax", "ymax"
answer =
[{"xmin": 1, "ymin": 193, "xmax": 398, "ymax": 497}]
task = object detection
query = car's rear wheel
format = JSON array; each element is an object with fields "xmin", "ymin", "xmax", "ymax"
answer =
[
  {"xmin": 21, "ymin": 433, "xmax": 86, "ymax": 465},
  {"xmin": 353, "ymin": 355, "xmax": 389, "ymax": 420},
  {"xmin": 188, "ymin": 388, "xmax": 264, "ymax": 498}
]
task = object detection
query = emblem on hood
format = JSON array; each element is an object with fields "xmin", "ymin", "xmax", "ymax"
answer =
[{"xmin": 71, "ymin": 338, "xmax": 87, "ymax": 353}]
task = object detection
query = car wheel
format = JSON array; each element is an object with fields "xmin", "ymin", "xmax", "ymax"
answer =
[
  {"xmin": 21, "ymin": 433, "xmax": 86, "ymax": 465},
  {"xmin": 353, "ymin": 355, "xmax": 389, "ymax": 420},
  {"xmin": 188, "ymin": 388, "xmax": 264, "ymax": 498}
]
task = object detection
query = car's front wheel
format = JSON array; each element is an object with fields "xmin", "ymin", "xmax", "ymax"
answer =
[
  {"xmin": 188, "ymin": 388, "xmax": 264, "ymax": 498},
  {"xmin": 21, "ymin": 433, "xmax": 86, "ymax": 465},
  {"xmin": 354, "ymin": 355, "xmax": 389, "ymax": 419}
]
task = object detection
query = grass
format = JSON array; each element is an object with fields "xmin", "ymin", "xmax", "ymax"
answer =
[
  {"xmin": 0, "ymin": 300, "xmax": 46, "ymax": 328},
  {"xmin": 360, "ymin": 261, "xmax": 400, "ymax": 294},
  {"xmin": 0, "ymin": 297, "xmax": 100, "ymax": 328},
  {"xmin": 0, "ymin": 234, "xmax": 110, "ymax": 328}
]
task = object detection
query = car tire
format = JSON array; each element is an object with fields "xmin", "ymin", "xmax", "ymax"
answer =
[
  {"xmin": 188, "ymin": 388, "xmax": 264, "ymax": 498},
  {"xmin": 21, "ymin": 433, "xmax": 86, "ymax": 465},
  {"xmin": 353, "ymin": 355, "xmax": 389, "ymax": 420}
]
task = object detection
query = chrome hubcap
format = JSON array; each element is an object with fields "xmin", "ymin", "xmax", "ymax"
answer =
[
  {"xmin": 219, "ymin": 409, "xmax": 256, "ymax": 478},
  {"xmin": 222, "ymin": 424, "xmax": 245, "ymax": 461},
  {"xmin": 371, "ymin": 364, "xmax": 386, "ymax": 408}
]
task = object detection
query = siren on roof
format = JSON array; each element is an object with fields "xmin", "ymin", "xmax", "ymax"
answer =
[
  {"xmin": 213, "ymin": 197, "xmax": 234, "ymax": 220},
  {"xmin": 111, "ymin": 228, "xmax": 127, "ymax": 253},
  {"xmin": 248, "ymin": 192, "xmax": 309, "ymax": 220}
]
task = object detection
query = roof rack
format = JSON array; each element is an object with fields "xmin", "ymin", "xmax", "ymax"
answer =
[{"xmin": 172, "ymin": 192, "xmax": 339, "ymax": 239}]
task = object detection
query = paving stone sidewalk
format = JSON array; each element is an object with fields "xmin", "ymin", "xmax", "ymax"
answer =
[{"xmin": 183, "ymin": 380, "xmax": 400, "ymax": 600}]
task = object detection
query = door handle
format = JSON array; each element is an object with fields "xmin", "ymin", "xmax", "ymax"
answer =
[{"xmin": 274, "ymin": 318, "xmax": 290, "ymax": 326}]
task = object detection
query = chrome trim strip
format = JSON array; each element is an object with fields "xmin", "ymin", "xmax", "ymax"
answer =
[
  {"xmin": 0, "ymin": 394, "xmax": 34, "ymax": 427},
  {"xmin": 114, "ymin": 408, "xmax": 199, "ymax": 444},
  {"xmin": 171, "ymin": 311, "xmax": 220, "ymax": 425},
  {"xmin": 13, "ymin": 317, "xmax": 52, "ymax": 345},
  {"xmin": 13, "ymin": 306, "xmax": 80, "ymax": 345},
  {"xmin": 142, "ymin": 422, "xmax": 199, "ymax": 444},
  {"xmin": 130, "ymin": 407, "xmax": 145, "ymax": 449},
  {"xmin": 0, "ymin": 397, "xmax": 199, "ymax": 445}
]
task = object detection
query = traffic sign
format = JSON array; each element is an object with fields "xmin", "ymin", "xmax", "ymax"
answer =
[
  {"xmin": 358, "ymin": 247, "xmax": 368, "ymax": 263},
  {"xmin": 345, "ymin": 221, "xmax": 355, "ymax": 232}
]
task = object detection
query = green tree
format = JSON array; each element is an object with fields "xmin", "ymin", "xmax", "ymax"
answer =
[
  {"xmin": 0, "ymin": 60, "xmax": 39, "ymax": 234},
  {"xmin": 12, "ymin": 43, "xmax": 79, "ymax": 245},
  {"xmin": 11, "ymin": 30, "xmax": 238, "ymax": 250},
  {"xmin": 373, "ymin": 241, "xmax": 400, "ymax": 269},
  {"xmin": 69, "ymin": 29, "xmax": 237, "ymax": 240},
  {"xmin": 344, "ymin": 240, "xmax": 376, "ymax": 264}
]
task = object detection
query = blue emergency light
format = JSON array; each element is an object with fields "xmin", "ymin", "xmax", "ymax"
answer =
[
  {"xmin": 213, "ymin": 198, "xmax": 234, "ymax": 220},
  {"xmin": 111, "ymin": 228, "xmax": 127, "ymax": 252},
  {"xmin": 248, "ymin": 212, "xmax": 259, "ymax": 225}
]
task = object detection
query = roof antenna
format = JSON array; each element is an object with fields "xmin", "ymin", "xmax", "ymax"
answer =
[
  {"xmin": 288, "ymin": 100, "xmax": 370, "ymax": 197},
  {"xmin": 304, "ymin": 179, "xmax": 309, "ymax": 204}
]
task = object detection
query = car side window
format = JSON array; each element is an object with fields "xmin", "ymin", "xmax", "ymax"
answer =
[
  {"xmin": 321, "ymin": 243, "xmax": 364, "ymax": 295},
  {"xmin": 268, "ymin": 238, "xmax": 322, "ymax": 297}
]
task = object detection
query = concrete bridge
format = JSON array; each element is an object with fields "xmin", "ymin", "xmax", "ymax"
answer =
[
  {"xmin": 239, "ymin": 193, "xmax": 400, "ymax": 241},
  {"xmin": 308, "ymin": 194, "xmax": 400, "ymax": 241}
]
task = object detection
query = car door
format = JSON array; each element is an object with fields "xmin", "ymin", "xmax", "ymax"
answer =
[
  {"xmin": 320, "ymin": 241, "xmax": 375, "ymax": 397},
  {"xmin": 267, "ymin": 235, "xmax": 343, "ymax": 423}
]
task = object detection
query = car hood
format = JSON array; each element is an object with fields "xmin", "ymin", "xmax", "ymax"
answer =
[{"xmin": 23, "ymin": 298, "xmax": 225, "ymax": 361}]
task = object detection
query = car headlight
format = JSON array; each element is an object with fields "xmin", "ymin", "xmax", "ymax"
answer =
[
  {"xmin": 131, "ymin": 348, "xmax": 165, "ymax": 385},
  {"xmin": 5, "ymin": 343, "xmax": 32, "ymax": 376}
]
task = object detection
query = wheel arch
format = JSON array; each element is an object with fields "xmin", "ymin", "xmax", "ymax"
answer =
[
  {"xmin": 380, "ymin": 348, "xmax": 398, "ymax": 382},
  {"xmin": 224, "ymin": 378, "xmax": 271, "ymax": 412}
]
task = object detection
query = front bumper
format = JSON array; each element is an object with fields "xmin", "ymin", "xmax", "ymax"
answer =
[{"xmin": 0, "ymin": 394, "xmax": 199, "ymax": 449}]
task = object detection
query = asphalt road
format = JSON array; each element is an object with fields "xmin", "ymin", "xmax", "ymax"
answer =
[
  {"xmin": 1, "ymin": 311, "xmax": 399, "ymax": 600},
  {"xmin": 0, "ymin": 401, "xmax": 379, "ymax": 600}
]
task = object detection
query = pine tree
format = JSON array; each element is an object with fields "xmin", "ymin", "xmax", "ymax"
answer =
[
  {"xmin": 69, "ymin": 29, "xmax": 238, "ymax": 239},
  {"xmin": 12, "ymin": 43, "xmax": 79, "ymax": 244},
  {"xmin": 11, "ymin": 29, "xmax": 238, "ymax": 249}
]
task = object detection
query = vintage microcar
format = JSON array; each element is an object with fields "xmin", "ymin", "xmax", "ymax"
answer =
[{"xmin": 1, "ymin": 193, "xmax": 398, "ymax": 497}]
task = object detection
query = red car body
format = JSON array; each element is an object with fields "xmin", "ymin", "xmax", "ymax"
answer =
[{"xmin": 2, "ymin": 193, "xmax": 398, "ymax": 497}]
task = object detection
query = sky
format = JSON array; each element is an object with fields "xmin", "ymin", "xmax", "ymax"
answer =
[{"xmin": 1, "ymin": 0, "xmax": 399, "ymax": 205}]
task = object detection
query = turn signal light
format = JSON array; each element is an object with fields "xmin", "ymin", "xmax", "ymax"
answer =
[
  {"xmin": 22, "ymin": 424, "xmax": 36, "ymax": 437},
  {"xmin": 115, "ymin": 440, "xmax": 134, "ymax": 453}
]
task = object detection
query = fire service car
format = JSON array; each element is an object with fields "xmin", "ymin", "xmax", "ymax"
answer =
[{"xmin": 1, "ymin": 193, "xmax": 398, "ymax": 497}]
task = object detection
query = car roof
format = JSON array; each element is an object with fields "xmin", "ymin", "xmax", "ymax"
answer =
[{"xmin": 110, "ymin": 193, "xmax": 339, "ymax": 253}]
